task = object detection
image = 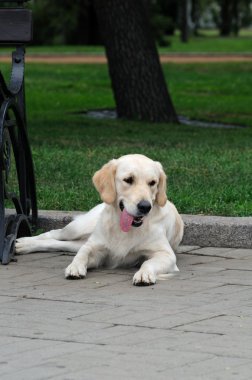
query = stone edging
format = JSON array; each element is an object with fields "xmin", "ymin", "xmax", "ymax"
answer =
[
  {"xmin": 182, "ymin": 214, "xmax": 252, "ymax": 249},
  {"xmin": 33, "ymin": 210, "xmax": 252, "ymax": 249}
]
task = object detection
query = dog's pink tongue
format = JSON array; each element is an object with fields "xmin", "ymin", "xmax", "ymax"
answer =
[{"xmin": 120, "ymin": 209, "xmax": 134, "ymax": 232}]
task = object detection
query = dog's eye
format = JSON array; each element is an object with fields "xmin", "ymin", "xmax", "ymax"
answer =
[
  {"xmin": 149, "ymin": 180, "xmax": 156, "ymax": 186},
  {"xmin": 123, "ymin": 177, "xmax": 134, "ymax": 185}
]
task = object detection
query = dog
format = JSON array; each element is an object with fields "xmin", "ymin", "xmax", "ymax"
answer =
[{"xmin": 16, "ymin": 154, "xmax": 184, "ymax": 286}]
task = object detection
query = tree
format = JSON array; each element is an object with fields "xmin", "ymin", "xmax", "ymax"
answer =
[
  {"xmin": 94, "ymin": 0, "xmax": 178, "ymax": 123},
  {"xmin": 218, "ymin": 0, "xmax": 251, "ymax": 36},
  {"xmin": 180, "ymin": 0, "xmax": 190, "ymax": 42},
  {"xmin": 32, "ymin": 0, "xmax": 101, "ymax": 45},
  {"xmin": 219, "ymin": 0, "xmax": 232, "ymax": 36},
  {"xmin": 191, "ymin": 0, "xmax": 204, "ymax": 36}
]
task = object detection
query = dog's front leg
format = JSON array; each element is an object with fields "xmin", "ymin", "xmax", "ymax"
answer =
[
  {"xmin": 133, "ymin": 250, "xmax": 178, "ymax": 286},
  {"xmin": 65, "ymin": 240, "xmax": 104, "ymax": 279}
]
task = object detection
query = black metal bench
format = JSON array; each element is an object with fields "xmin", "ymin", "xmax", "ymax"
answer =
[{"xmin": 0, "ymin": 0, "xmax": 37, "ymax": 264}]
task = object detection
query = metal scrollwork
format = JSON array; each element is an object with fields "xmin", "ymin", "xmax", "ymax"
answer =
[
  {"xmin": 3, "ymin": 127, "xmax": 11, "ymax": 184},
  {"xmin": 0, "ymin": 47, "xmax": 37, "ymax": 264}
]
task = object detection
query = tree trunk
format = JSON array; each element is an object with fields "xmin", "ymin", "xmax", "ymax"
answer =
[
  {"xmin": 69, "ymin": 1, "xmax": 90, "ymax": 45},
  {"xmin": 220, "ymin": 0, "xmax": 232, "ymax": 36},
  {"xmin": 191, "ymin": 0, "xmax": 200, "ymax": 36},
  {"xmin": 232, "ymin": 0, "xmax": 239, "ymax": 36},
  {"xmin": 180, "ymin": 0, "xmax": 190, "ymax": 43},
  {"xmin": 93, "ymin": 0, "xmax": 178, "ymax": 123}
]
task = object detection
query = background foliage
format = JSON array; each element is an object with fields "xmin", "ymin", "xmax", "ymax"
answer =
[{"xmin": 30, "ymin": 0, "xmax": 252, "ymax": 45}]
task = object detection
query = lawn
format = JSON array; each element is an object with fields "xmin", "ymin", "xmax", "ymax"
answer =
[
  {"xmin": 31, "ymin": 29, "xmax": 252, "ymax": 54},
  {"xmin": 1, "ymin": 29, "xmax": 252, "ymax": 55},
  {"xmin": 160, "ymin": 29, "xmax": 252, "ymax": 53},
  {"xmin": 2, "ymin": 61, "xmax": 251, "ymax": 216},
  {"xmin": 22, "ymin": 34, "xmax": 252, "ymax": 54},
  {"xmin": 22, "ymin": 62, "xmax": 252, "ymax": 127}
]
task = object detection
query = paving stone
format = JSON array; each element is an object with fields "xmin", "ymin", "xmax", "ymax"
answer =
[
  {"xmin": 176, "ymin": 245, "xmax": 201, "ymax": 253},
  {"xmin": 174, "ymin": 314, "xmax": 252, "ymax": 337},
  {"xmin": 189, "ymin": 247, "xmax": 252, "ymax": 259},
  {"xmin": 0, "ymin": 246, "xmax": 252, "ymax": 379},
  {"xmin": 161, "ymin": 355, "xmax": 251, "ymax": 380}
]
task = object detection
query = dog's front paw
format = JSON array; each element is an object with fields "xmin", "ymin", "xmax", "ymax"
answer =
[
  {"xmin": 133, "ymin": 270, "xmax": 156, "ymax": 286},
  {"xmin": 65, "ymin": 260, "xmax": 87, "ymax": 280}
]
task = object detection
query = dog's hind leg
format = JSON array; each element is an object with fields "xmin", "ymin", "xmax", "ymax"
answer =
[
  {"xmin": 15, "ymin": 239, "xmax": 85, "ymax": 254},
  {"xmin": 17, "ymin": 203, "xmax": 105, "ymax": 243}
]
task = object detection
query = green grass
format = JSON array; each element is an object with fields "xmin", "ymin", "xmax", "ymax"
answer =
[
  {"xmin": 31, "ymin": 28, "xmax": 252, "ymax": 54},
  {"xmin": 24, "ymin": 63, "xmax": 252, "ymax": 127},
  {"xmin": 23, "ymin": 62, "xmax": 252, "ymax": 216},
  {"xmin": 1, "ymin": 29, "xmax": 251, "ymax": 55},
  {"xmin": 163, "ymin": 63, "xmax": 252, "ymax": 127},
  {"xmin": 31, "ymin": 118, "xmax": 252, "ymax": 216},
  {"xmin": 23, "ymin": 34, "xmax": 252, "ymax": 54},
  {"xmin": 2, "ymin": 62, "xmax": 251, "ymax": 216},
  {"xmin": 160, "ymin": 29, "xmax": 252, "ymax": 53}
]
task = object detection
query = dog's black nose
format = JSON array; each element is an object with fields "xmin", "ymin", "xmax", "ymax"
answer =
[{"xmin": 137, "ymin": 200, "xmax": 151, "ymax": 215}]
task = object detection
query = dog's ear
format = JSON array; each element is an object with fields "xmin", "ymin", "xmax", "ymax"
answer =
[
  {"xmin": 92, "ymin": 159, "xmax": 117, "ymax": 204},
  {"xmin": 156, "ymin": 162, "xmax": 167, "ymax": 207}
]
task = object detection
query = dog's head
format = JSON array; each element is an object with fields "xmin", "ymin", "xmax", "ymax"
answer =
[{"xmin": 92, "ymin": 154, "xmax": 167, "ymax": 231}]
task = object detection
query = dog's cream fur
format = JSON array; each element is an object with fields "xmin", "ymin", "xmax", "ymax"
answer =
[{"xmin": 16, "ymin": 154, "xmax": 184, "ymax": 286}]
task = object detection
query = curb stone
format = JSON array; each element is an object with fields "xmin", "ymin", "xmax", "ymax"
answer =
[
  {"xmin": 6, "ymin": 209, "xmax": 251, "ymax": 249},
  {"xmin": 31, "ymin": 210, "xmax": 252, "ymax": 249},
  {"xmin": 182, "ymin": 214, "xmax": 252, "ymax": 249}
]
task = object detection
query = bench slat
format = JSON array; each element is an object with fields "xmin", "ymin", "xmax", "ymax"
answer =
[{"xmin": 0, "ymin": 9, "xmax": 32, "ymax": 43}]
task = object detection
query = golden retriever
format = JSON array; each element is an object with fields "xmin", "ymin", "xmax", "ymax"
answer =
[{"xmin": 16, "ymin": 154, "xmax": 184, "ymax": 286}]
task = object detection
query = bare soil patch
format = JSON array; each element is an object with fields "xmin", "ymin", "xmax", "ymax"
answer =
[{"xmin": 1, "ymin": 53, "xmax": 252, "ymax": 64}]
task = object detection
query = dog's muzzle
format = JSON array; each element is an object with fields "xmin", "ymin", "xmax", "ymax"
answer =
[{"xmin": 119, "ymin": 200, "xmax": 150, "ymax": 228}]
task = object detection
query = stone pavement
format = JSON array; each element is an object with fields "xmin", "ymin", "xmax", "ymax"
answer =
[{"xmin": 0, "ymin": 246, "xmax": 252, "ymax": 380}]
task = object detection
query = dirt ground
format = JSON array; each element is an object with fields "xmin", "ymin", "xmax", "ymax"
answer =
[{"xmin": 0, "ymin": 53, "xmax": 252, "ymax": 64}]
